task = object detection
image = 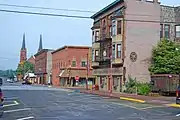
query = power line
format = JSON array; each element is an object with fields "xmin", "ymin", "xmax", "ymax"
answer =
[
  {"xmin": 0, "ymin": 3, "xmax": 95, "ymax": 13},
  {"xmin": 0, "ymin": 9, "xmax": 91, "ymax": 19}
]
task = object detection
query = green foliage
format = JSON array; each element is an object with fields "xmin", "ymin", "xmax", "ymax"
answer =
[
  {"xmin": 0, "ymin": 69, "xmax": 15, "ymax": 78},
  {"xmin": 149, "ymin": 39, "xmax": 180, "ymax": 74},
  {"xmin": 125, "ymin": 76, "xmax": 151, "ymax": 96},
  {"xmin": 16, "ymin": 61, "xmax": 34, "ymax": 76}
]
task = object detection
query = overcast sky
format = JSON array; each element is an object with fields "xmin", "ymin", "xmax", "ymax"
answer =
[{"xmin": 0, "ymin": 0, "xmax": 179, "ymax": 70}]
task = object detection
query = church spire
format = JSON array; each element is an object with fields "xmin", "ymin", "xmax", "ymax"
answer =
[
  {"xmin": 38, "ymin": 34, "xmax": 43, "ymax": 52},
  {"xmin": 21, "ymin": 33, "xmax": 26, "ymax": 50}
]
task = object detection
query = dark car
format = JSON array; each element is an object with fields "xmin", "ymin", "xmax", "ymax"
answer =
[
  {"xmin": 0, "ymin": 78, "xmax": 3, "ymax": 86},
  {"xmin": 176, "ymin": 85, "xmax": 180, "ymax": 104},
  {"xmin": 0, "ymin": 88, "xmax": 4, "ymax": 117}
]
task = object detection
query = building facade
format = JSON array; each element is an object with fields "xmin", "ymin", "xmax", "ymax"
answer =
[
  {"xmin": 27, "ymin": 56, "xmax": 35, "ymax": 66},
  {"xmin": 160, "ymin": 5, "xmax": 180, "ymax": 41},
  {"xmin": 52, "ymin": 46, "xmax": 94, "ymax": 87},
  {"xmin": 34, "ymin": 49, "xmax": 53, "ymax": 85},
  {"xmin": 91, "ymin": 0, "xmax": 161, "ymax": 92}
]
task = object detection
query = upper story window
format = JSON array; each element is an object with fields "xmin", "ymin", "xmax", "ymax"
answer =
[
  {"xmin": 92, "ymin": 31, "xmax": 95, "ymax": 42},
  {"xmin": 117, "ymin": 20, "xmax": 122, "ymax": 34},
  {"xmin": 160, "ymin": 24, "xmax": 163, "ymax": 38},
  {"xmin": 176, "ymin": 25, "xmax": 180, "ymax": 38},
  {"xmin": 164, "ymin": 24, "xmax": 170, "ymax": 39},
  {"xmin": 112, "ymin": 44, "xmax": 116, "ymax": 58},
  {"xmin": 95, "ymin": 50, "xmax": 99, "ymax": 57},
  {"xmin": 92, "ymin": 50, "xmax": 95, "ymax": 62},
  {"xmin": 95, "ymin": 31, "xmax": 99, "ymax": 41},
  {"xmin": 71, "ymin": 61, "xmax": 76, "ymax": 67},
  {"xmin": 81, "ymin": 61, "xmax": 86, "ymax": 67},
  {"xmin": 112, "ymin": 20, "xmax": 116, "ymax": 36},
  {"xmin": 117, "ymin": 44, "xmax": 121, "ymax": 58}
]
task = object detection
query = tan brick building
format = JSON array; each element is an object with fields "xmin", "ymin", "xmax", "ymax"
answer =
[{"xmin": 91, "ymin": 0, "xmax": 160, "ymax": 92}]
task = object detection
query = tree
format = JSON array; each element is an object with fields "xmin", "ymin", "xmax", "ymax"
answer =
[
  {"xmin": 16, "ymin": 61, "xmax": 34, "ymax": 76},
  {"xmin": 149, "ymin": 39, "xmax": 180, "ymax": 74}
]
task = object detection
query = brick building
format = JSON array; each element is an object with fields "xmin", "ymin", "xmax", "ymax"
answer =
[
  {"xmin": 160, "ymin": 5, "xmax": 180, "ymax": 41},
  {"xmin": 91, "ymin": 0, "xmax": 160, "ymax": 92},
  {"xmin": 34, "ymin": 49, "xmax": 53, "ymax": 85},
  {"xmin": 27, "ymin": 56, "xmax": 35, "ymax": 66},
  {"xmin": 52, "ymin": 46, "xmax": 94, "ymax": 87}
]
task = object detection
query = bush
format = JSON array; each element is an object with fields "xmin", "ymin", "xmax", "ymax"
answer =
[{"xmin": 124, "ymin": 76, "xmax": 151, "ymax": 96}]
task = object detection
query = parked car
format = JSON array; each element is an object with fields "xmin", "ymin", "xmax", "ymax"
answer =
[
  {"xmin": 22, "ymin": 80, "xmax": 32, "ymax": 85},
  {"xmin": 176, "ymin": 85, "xmax": 180, "ymax": 104},
  {"xmin": 0, "ymin": 88, "xmax": 4, "ymax": 117},
  {"xmin": 0, "ymin": 78, "xmax": 2, "ymax": 86}
]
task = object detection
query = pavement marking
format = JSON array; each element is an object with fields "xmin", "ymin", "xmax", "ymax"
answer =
[
  {"xmin": 4, "ymin": 97, "xmax": 19, "ymax": 100},
  {"xmin": 3, "ymin": 100, "xmax": 19, "ymax": 107},
  {"xmin": 140, "ymin": 105, "xmax": 165, "ymax": 110},
  {"xmin": 16, "ymin": 116, "xmax": 34, "ymax": 120},
  {"xmin": 4, "ymin": 108, "xmax": 31, "ymax": 113},
  {"xmin": 167, "ymin": 103, "xmax": 180, "ymax": 108},
  {"xmin": 111, "ymin": 102, "xmax": 142, "ymax": 110},
  {"xmin": 120, "ymin": 97, "xmax": 145, "ymax": 103}
]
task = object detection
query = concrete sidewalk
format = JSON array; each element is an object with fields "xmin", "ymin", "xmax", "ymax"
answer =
[{"xmin": 67, "ymin": 87, "xmax": 178, "ymax": 107}]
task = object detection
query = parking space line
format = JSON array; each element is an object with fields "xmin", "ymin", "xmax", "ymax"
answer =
[
  {"xmin": 16, "ymin": 116, "xmax": 34, "ymax": 120},
  {"xmin": 4, "ymin": 108, "xmax": 31, "ymax": 113},
  {"xmin": 111, "ymin": 102, "xmax": 142, "ymax": 110},
  {"xmin": 3, "ymin": 100, "xmax": 19, "ymax": 107}
]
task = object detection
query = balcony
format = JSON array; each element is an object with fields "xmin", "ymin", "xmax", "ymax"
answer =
[
  {"xmin": 92, "ymin": 42, "xmax": 100, "ymax": 49},
  {"xmin": 112, "ymin": 57, "xmax": 123, "ymax": 65},
  {"xmin": 91, "ymin": 61, "xmax": 99, "ymax": 67}
]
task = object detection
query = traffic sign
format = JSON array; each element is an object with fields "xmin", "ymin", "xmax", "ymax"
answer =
[{"xmin": 75, "ymin": 76, "xmax": 79, "ymax": 81}]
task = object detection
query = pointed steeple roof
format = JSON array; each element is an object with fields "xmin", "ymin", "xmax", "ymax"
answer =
[
  {"xmin": 21, "ymin": 33, "xmax": 26, "ymax": 50},
  {"xmin": 38, "ymin": 34, "xmax": 43, "ymax": 52}
]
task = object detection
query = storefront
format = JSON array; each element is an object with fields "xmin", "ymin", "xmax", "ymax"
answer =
[{"xmin": 93, "ymin": 67, "xmax": 124, "ymax": 92}]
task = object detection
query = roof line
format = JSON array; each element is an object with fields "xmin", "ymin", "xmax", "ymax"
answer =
[{"xmin": 52, "ymin": 45, "xmax": 91, "ymax": 54}]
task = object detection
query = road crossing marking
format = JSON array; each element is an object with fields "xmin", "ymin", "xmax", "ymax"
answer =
[
  {"xmin": 16, "ymin": 116, "xmax": 34, "ymax": 120},
  {"xmin": 4, "ymin": 108, "xmax": 31, "ymax": 113},
  {"xmin": 3, "ymin": 100, "xmax": 19, "ymax": 107}
]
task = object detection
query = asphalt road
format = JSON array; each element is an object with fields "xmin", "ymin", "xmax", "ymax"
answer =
[{"xmin": 1, "ymin": 80, "xmax": 180, "ymax": 120}]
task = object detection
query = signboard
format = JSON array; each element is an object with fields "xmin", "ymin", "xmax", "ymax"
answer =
[
  {"xmin": 75, "ymin": 76, "xmax": 79, "ymax": 81},
  {"xmin": 92, "ymin": 68, "xmax": 123, "ymax": 76}
]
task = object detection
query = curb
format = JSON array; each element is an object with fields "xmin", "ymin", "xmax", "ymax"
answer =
[
  {"xmin": 166, "ymin": 103, "xmax": 180, "ymax": 108},
  {"xmin": 119, "ymin": 97, "xmax": 146, "ymax": 103}
]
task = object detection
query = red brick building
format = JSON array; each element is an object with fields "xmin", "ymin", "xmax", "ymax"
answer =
[
  {"xmin": 52, "ymin": 46, "xmax": 94, "ymax": 87},
  {"xmin": 34, "ymin": 49, "xmax": 53, "ymax": 85},
  {"xmin": 27, "ymin": 56, "xmax": 35, "ymax": 66}
]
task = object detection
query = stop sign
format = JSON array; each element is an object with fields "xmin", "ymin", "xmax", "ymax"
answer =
[{"xmin": 75, "ymin": 76, "xmax": 79, "ymax": 81}]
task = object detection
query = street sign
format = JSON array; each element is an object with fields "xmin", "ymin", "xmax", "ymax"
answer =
[{"xmin": 75, "ymin": 76, "xmax": 79, "ymax": 81}]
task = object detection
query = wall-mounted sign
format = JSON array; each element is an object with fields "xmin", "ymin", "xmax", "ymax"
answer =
[{"xmin": 130, "ymin": 52, "xmax": 137, "ymax": 62}]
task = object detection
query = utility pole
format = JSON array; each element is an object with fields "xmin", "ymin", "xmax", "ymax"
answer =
[{"xmin": 86, "ymin": 53, "xmax": 89, "ymax": 90}]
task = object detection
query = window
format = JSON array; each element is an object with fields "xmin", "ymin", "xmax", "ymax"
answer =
[
  {"xmin": 117, "ymin": 20, "xmax": 122, "ymax": 34},
  {"xmin": 81, "ymin": 61, "xmax": 86, "ymax": 67},
  {"xmin": 112, "ymin": 44, "xmax": 116, "ymax": 58},
  {"xmin": 102, "ymin": 20, "xmax": 106, "ymax": 38},
  {"xmin": 164, "ymin": 24, "xmax": 170, "ymax": 39},
  {"xmin": 95, "ymin": 50, "xmax": 99, "ymax": 56},
  {"xmin": 176, "ymin": 25, "xmax": 180, "ymax": 38},
  {"xmin": 71, "ymin": 61, "xmax": 76, "ymax": 67},
  {"xmin": 117, "ymin": 44, "xmax": 121, "ymax": 58},
  {"xmin": 112, "ymin": 20, "xmax": 116, "ymax": 36},
  {"xmin": 92, "ymin": 31, "xmax": 95, "ymax": 42},
  {"xmin": 92, "ymin": 50, "xmax": 95, "ymax": 61},
  {"xmin": 95, "ymin": 31, "xmax": 99, "ymax": 41},
  {"xmin": 109, "ymin": 26, "xmax": 112, "ymax": 37},
  {"xmin": 160, "ymin": 24, "xmax": 163, "ymax": 38}
]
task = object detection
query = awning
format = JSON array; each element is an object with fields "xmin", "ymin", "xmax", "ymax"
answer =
[{"xmin": 59, "ymin": 69, "xmax": 94, "ymax": 78}]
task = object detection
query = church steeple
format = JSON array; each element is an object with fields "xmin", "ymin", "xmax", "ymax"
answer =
[
  {"xmin": 21, "ymin": 33, "xmax": 26, "ymax": 50},
  {"xmin": 38, "ymin": 34, "xmax": 43, "ymax": 52},
  {"xmin": 20, "ymin": 33, "xmax": 27, "ymax": 63}
]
